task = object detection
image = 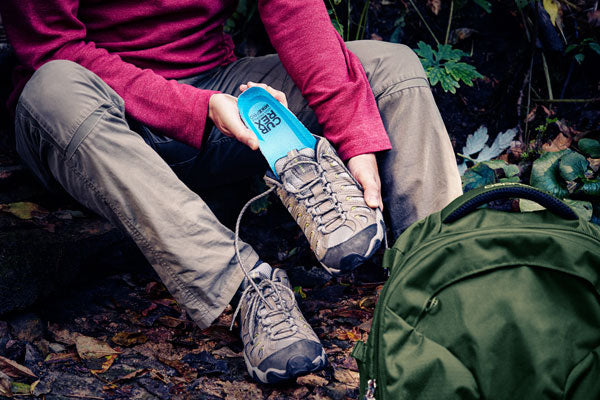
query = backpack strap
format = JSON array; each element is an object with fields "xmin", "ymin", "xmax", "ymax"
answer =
[{"xmin": 442, "ymin": 183, "xmax": 577, "ymax": 223}]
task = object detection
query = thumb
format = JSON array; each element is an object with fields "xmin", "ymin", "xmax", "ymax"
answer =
[{"xmin": 358, "ymin": 174, "xmax": 381, "ymax": 209}]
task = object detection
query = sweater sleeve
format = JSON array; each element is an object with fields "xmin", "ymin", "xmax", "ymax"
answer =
[
  {"xmin": 0, "ymin": 0, "xmax": 216, "ymax": 149},
  {"xmin": 257, "ymin": 0, "xmax": 392, "ymax": 160}
]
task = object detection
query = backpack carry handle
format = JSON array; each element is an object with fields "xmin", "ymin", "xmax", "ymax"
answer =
[{"xmin": 442, "ymin": 183, "xmax": 578, "ymax": 224}]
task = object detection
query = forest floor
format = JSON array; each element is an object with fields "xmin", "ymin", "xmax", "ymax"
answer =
[{"xmin": 1, "ymin": 0, "xmax": 599, "ymax": 399}]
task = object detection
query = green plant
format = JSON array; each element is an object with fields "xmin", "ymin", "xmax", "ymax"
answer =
[
  {"xmin": 565, "ymin": 38, "xmax": 600, "ymax": 64},
  {"xmin": 534, "ymin": 116, "xmax": 558, "ymax": 135},
  {"xmin": 530, "ymin": 140, "xmax": 600, "ymax": 199},
  {"xmin": 325, "ymin": 0, "xmax": 370, "ymax": 41},
  {"xmin": 414, "ymin": 42, "xmax": 483, "ymax": 93}
]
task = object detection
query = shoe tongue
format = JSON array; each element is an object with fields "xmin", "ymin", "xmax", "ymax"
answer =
[
  {"xmin": 242, "ymin": 262, "xmax": 272, "ymax": 290},
  {"xmin": 274, "ymin": 147, "xmax": 318, "ymax": 191}
]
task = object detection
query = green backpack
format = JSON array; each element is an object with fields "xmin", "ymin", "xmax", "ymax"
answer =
[{"xmin": 352, "ymin": 183, "xmax": 600, "ymax": 399}]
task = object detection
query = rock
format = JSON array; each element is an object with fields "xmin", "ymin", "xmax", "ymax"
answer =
[{"xmin": 8, "ymin": 312, "xmax": 44, "ymax": 342}]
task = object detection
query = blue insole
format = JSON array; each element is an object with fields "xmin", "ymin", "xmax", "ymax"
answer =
[{"xmin": 238, "ymin": 87, "xmax": 316, "ymax": 176}]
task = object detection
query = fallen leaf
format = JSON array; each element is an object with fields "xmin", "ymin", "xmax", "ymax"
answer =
[
  {"xmin": 220, "ymin": 380, "xmax": 263, "ymax": 400},
  {"xmin": 48, "ymin": 324, "xmax": 80, "ymax": 345},
  {"xmin": 542, "ymin": 132, "xmax": 572, "ymax": 152},
  {"xmin": 334, "ymin": 368, "xmax": 359, "ymax": 387},
  {"xmin": 296, "ymin": 373, "xmax": 329, "ymax": 387},
  {"xmin": 0, "ymin": 202, "xmax": 48, "ymax": 220},
  {"xmin": 109, "ymin": 368, "xmax": 149, "ymax": 384},
  {"xmin": 111, "ymin": 332, "xmax": 148, "ymax": 347},
  {"xmin": 44, "ymin": 352, "xmax": 79, "ymax": 363},
  {"xmin": 75, "ymin": 336, "xmax": 119, "ymax": 360},
  {"xmin": 157, "ymin": 315, "xmax": 188, "ymax": 329},
  {"xmin": 293, "ymin": 286, "xmax": 307, "ymax": 299},
  {"xmin": 212, "ymin": 347, "xmax": 242, "ymax": 358},
  {"xmin": 452, "ymin": 28, "xmax": 477, "ymax": 42},
  {"xmin": 542, "ymin": 0, "xmax": 560, "ymax": 26},
  {"xmin": 157, "ymin": 356, "xmax": 196, "ymax": 380},
  {"xmin": 0, "ymin": 371, "xmax": 12, "ymax": 398},
  {"xmin": 588, "ymin": 158, "xmax": 600, "ymax": 173},
  {"xmin": 358, "ymin": 318, "xmax": 373, "ymax": 333},
  {"xmin": 149, "ymin": 369, "xmax": 170, "ymax": 384},
  {"xmin": 426, "ymin": 0, "xmax": 441, "ymax": 14},
  {"xmin": 90, "ymin": 354, "xmax": 118, "ymax": 375},
  {"xmin": 588, "ymin": 10, "xmax": 600, "ymax": 27},
  {"xmin": 0, "ymin": 355, "xmax": 37, "ymax": 379},
  {"xmin": 10, "ymin": 382, "xmax": 31, "ymax": 396},
  {"xmin": 145, "ymin": 282, "xmax": 169, "ymax": 299},
  {"xmin": 358, "ymin": 296, "xmax": 377, "ymax": 310},
  {"xmin": 333, "ymin": 326, "xmax": 363, "ymax": 342}
]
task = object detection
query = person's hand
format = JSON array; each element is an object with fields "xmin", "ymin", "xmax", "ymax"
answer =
[
  {"xmin": 239, "ymin": 81, "xmax": 288, "ymax": 108},
  {"xmin": 208, "ymin": 82, "xmax": 288, "ymax": 150},
  {"xmin": 208, "ymin": 93, "xmax": 259, "ymax": 150},
  {"xmin": 347, "ymin": 153, "xmax": 383, "ymax": 210}
]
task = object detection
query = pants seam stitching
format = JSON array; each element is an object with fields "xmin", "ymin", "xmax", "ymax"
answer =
[{"xmin": 373, "ymin": 77, "xmax": 429, "ymax": 99}]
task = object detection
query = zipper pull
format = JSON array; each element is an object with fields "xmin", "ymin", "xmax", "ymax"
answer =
[{"xmin": 363, "ymin": 378, "xmax": 376, "ymax": 400}]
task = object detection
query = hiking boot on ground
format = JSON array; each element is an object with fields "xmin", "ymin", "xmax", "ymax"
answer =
[
  {"xmin": 264, "ymin": 136, "xmax": 385, "ymax": 276},
  {"xmin": 233, "ymin": 263, "xmax": 327, "ymax": 384}
]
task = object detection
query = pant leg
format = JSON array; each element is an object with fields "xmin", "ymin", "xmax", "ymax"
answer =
[
  {"xmin": 345, "ymin": 40, "xmax": 463, "ymax": 238},
  {"xmin": 14, "ymin": 60, "xmax": 259, "ymax": 329}
]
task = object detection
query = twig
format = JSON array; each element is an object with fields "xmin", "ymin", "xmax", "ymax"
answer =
[
  {"xmin": 541, "ymin": 52, "xmax": 553, "ymax": 100},
  {"xmin": 517, "ymin": 57, "xmax": 533, "ymax": 142},
  {"xmin": 533, "ymin": 98, "xmax": 600, "ymax": 103},
  {"xmin": 407, "ymin": 0, "xmax": 440, "ymax": 45},
  {"xmin": 457, "ymin": 153, "xmax": 477, "ymax": 162},
  {"xmin": 444, "ymin": 0, "xmax": 454, "ymax": 45},
  {"xmin": 557, "ymin": 0, "xmax": 581, "ymax": 11},
  {"xmin": 524, "ymin": 56, "xmax": 534, "ymax": 144},
  {"xmin": 356, "ymin": 0, "xmax": 370, "ymax": 40},
  {"xmin": 326, "ymin": 0, "xmax": 342, "ymax": 37},
  {"xmin": 560, "ymin": 59, "xmax": 575, "ymax": 99}
]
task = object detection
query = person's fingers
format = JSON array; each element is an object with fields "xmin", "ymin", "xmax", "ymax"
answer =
[
  {"xmin": 347, "ymin": 153, "xmax": 383, "ymax": 210},
  {"xmin": 242, "ymin": 81, "xmax": 288, "ymax": 108},
  {"xmin": 208, "ymin": 93, "xmax": 259, "ymax": 150},
  {"xmin": 358, "ymin": 172, "xmax": 382, "ymax": 209}
]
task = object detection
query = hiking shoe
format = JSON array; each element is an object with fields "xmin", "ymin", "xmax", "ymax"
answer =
[
  {"xmin": 233, "ymin": 265, "xmax": 327, "ymax": 384},
  {"xmin": 264, "ymin": 136, "xmax": 385, "ymax": 276}
]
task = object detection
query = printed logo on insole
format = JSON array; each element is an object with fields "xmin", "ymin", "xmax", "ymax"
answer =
[{"xmin": 249, "ymin": 103, "xmax": 281, "ymax": 135}]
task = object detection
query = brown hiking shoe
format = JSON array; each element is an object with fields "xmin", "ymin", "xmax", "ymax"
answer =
[{"xmin": 264, "ymin": 136, "xmax": 385, "ymax": 275}]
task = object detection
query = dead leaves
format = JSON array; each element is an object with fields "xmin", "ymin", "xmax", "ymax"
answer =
[
  {"xmin": 0, "ymin": 202, "xmax": 48, "ymax": 220},
  {"xmin": 0, "ymin": 355, "xmax": 36, "ymax": 379},
  {"xmin": 426, "ymin": 0, "xmax": 441, "ymax": 15},
  {"xmin": 75, "ymin": 335, "xmax": 119, "ymax": 360},
  {"xmin": 111, "ymin": 331, "xmax": 148, "ymax": 347}
]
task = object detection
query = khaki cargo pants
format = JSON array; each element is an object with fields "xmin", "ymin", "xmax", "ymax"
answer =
[{"xmin": 14, "ymin": 41, "xmax": 461, "ymax": 328}]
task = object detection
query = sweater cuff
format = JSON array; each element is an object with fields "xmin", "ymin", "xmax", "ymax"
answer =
[
  {"xmin": 181, "ymin": 89, "xmax": 220, "ymax": 149},
  {"xmin": 335, "ymin": 132, "xmax": 392, "ymax": 161}
]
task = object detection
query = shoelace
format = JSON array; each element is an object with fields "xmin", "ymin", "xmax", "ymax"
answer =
[
  {"xmin": 280, "ymin": 154, "xmax": 362, "ymax": 234},
  {"xmin": 230, "ymin": 187, "xmax": 298, "ymax": 341}
]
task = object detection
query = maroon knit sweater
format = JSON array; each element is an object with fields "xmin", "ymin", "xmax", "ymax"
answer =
[{"xmin": 0, "ymin": 0, "xmax": 391, "ymax": 160}]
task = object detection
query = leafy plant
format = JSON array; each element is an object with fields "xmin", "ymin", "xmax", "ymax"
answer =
[
  {"xmin": 579, "ymin": 138, "xmax": 600, "ymax": 158},
  {"xmin": 462, "ymin": 159, "xmax": 520, "ymax": 192},
  {"xmin": 457, "ymin": 126, "xmax": 517, "ymax": 174},
  {"xmin": 565, "ymin": 38, "xmax": 600, "ymax": 64},
  {"xmin": 414, "ymin": 42, "xmax": 483, "ymax": 93},
  {"xmin": 326, "ymin": 0, "xmax": 370, "ymax": 41},
  {"xmin": 530, "ymin": 149, "xmax": 600, "ymax": 199}
]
